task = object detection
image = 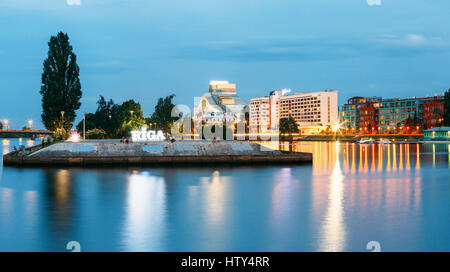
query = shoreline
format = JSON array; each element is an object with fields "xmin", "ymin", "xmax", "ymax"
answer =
[{"xmin": 3, "ymin": 140, "xmax": 312, "ymax": 167}]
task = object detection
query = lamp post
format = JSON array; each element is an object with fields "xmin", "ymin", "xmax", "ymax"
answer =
[
  {"xmin": 60, "ymin": 111, "xmax": 65, "ymax": 135},
  {"xmin": 28, "ymin": 120, "xmax": 33, "ymax": 130},
  {"xmin": 4, "ymin": 119, "xmax": 9, "ymax": 130}
]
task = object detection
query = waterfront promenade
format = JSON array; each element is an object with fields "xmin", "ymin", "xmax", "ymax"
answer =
[{"xmin": 3, "ymin": 140, "xmax": 312, "ymax": 166}]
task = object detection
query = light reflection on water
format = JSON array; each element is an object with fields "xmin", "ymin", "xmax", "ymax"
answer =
[{"xmin": 0, "ymin": 139, "xmax": 449, "ymax": 251}]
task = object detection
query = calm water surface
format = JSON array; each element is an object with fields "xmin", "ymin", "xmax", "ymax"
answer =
[{"xmin": 0, "ymin": 138, "xmax": 449, "ymax": 251}]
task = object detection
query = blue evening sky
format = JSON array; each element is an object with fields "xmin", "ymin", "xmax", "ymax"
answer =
[{"xmin": 0, "ymin": 0, "xmax": 449, "ymax": 129}]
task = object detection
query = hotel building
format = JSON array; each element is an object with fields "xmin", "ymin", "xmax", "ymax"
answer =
[
  {"xmin": 250, "ymin": 89, "xmax": 339, "ymax": 134},
  {"xmin": 249, "ymin": 89, "xmax": 292, "ymax": 133}
]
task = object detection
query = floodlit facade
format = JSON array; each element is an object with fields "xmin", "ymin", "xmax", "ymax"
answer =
[
  {"xmin": 249, "ymin": 89, "xmax": 338, "ymax": 134},
  {"xmin": 269, "ymin": 89, "xmax": 292, "ymax": 131},
  {"xmin": 194, "ymin": 81, "xmax": 248, "ymax": 125},
  {"xmin": 278, "ymin": 90, "xmax": 338, "ymax": 132},
  {"xmin": 249, "ymin": 96, "xmax": 270, "ymax": 133}
]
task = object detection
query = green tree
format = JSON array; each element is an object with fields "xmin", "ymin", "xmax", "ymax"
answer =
[
  {"xmin": 76, "ymin": 97, "xmax": 145, "ymax": 138},
  {"xmin": 117, "ymin": 99, "xmax": 146, "ymax": 136},
  {"xmin": 40, "ymin": 32, "xmax": 82, "ymax": 134},
  {"xmin": 279, "ymin": 117, "xmax": 300, "ymax": 135},
  {"xmin": 148, "ymin": 94, "xmax": 177, "ymax": 133},
  {"xmin": 0, "ymin": 122, "xmax": 3, "ymax": 130},
  {"xmin": 443, "ymin": 89, "xmax": 450, "ymax": 126}
]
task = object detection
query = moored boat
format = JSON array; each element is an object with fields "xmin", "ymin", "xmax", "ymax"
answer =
[{"xmin": 358, "ymin": 137, "xmax": 376, "ymax": 144}]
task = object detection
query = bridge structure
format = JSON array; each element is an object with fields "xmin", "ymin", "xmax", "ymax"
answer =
[{"xmin": 0, "ymin": 129, "xmax": 54, "ymax": 139}]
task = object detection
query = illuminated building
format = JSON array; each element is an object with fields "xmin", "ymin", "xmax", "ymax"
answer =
[
  {"xmin": 249, "ymin": 96, "xmax": 270, "ymax": 133},
  {"xmin": 423, "ymin": 127, "xmax": 450, "ymax": 141},
  {"xmin": 250, "ymin": 89, "xmax": 338, "ymax": 134},
  {"xmin": 339, "ymin": 95, "xmax": 445, "ymax": 133},
  {"xmin": 423, "ymin": 100, "xmax": 444, "ymax": 129},
  {"xmin": 269, "ymin": 89, "xmax": 292, "ymax": 131},
  {"xmin": 377, "ymin": 96, "xmax": 443, "ymax": 132},
  {"xmin": 339, "ymin": 96, "xmax": 382, "ymax": 131},
  {"xmin": 358, "ymin": 103, "xmax": 378, "ymax": 133},
  {"xmin": 249, "ymin": 88, "xmax": 293, "ymax": 133},
  {"xmin": 194, "ymin": 81, "xmax": 248, "ymax": 125},
  {"xmin": 278, "ymin": 90, "xmax": 338, "ymax": 133}
]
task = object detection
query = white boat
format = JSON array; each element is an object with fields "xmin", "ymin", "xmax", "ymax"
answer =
[
  {"xmin": 378, "ymin": 139, "xmax": 392, "ymax": 144},
  {"xmin": 358, "ymin": 138, "xmax": 376, "ymax": 144}
]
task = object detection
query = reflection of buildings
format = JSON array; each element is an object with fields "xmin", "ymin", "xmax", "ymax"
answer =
[
  {"xmin": 250, "ymin": 89, "xmax": 338, "ymax": 134},
  {"xmin": 123, "ymin": 173, "xmax": 166, "ymax": 251},
  {"xmin": 319, "ymin": 142, "xmax": 346, "ymax": 252},
  {"xmin": 194, "ymin": 81, "xmax": 248, "ymax": 126}
]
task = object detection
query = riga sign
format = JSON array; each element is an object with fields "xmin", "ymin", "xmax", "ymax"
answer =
[{"xmin": 131, "ymin": 128, "xmax": 166, "ymax": 142}]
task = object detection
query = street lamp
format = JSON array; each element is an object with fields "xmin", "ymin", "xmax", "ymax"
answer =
[
  {"xmin": 4, "ymin": 119, "xmax": 9, "ymax": 130},
  {"xmin": 28, "ymin": 120, "xmax": 33, "ymax": 130},
  {"xmin": 60, "ymin": 111, "xmax": 65, "ymax": 133},
  {"xmin": 129, "ymin": 110, "xmax": 134, "ymax": 117}
]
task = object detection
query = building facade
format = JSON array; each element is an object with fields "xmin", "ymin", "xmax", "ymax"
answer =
[
  {"xmin": 423, "ymin": 100, "xmax": 444, "ymax": 129},
  {"xmin": 249, "ymin": 96, "xmax": 270, "ymax": 133},
  {"xmin": 277, "ymin": 90, "xmax": 338, "ymax": 133},
  {"xmin": 339, "ymin": 96, "xmax": 382, "ymax": 132},
  {"xmin": 249, "ymin": 89, "xmax": 338, "ymax": 134},
  {"xmin": 423, "ymin": 127, "xmax": 450, "ymax": 141},
  {"xmin": 269, "ymin": 89, "xmax": 292, "ymax": 131},
  {"xmin": 358, "ymin": 103, "xmax": 378, "ymax": 133},
  {"xmin": 194, "ymin": 81, "xmax": 248, "ymax": 126},
  {"xmin": 339, "ymin": 95, "xmax": 445, "ymax": 133}
]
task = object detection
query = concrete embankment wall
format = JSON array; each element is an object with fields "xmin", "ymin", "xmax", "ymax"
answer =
[{"xmin": 3, "ymin": 141, "xmax": 312, "ymax": 166}]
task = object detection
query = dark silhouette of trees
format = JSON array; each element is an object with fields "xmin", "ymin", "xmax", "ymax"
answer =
[
  {"xmin": 147, "ymin": 94, "xmax": 177, "ymax": 133},
  {"xmin": 443, "ymin": 89, "xmax": 450, "ymax": 126},
  {"xmin": 279, "ymin": 117, "xmax": 300, "ymax": 135},
  {"xmin": 76, "ymin": 96, "xmax": 145, "ymax": 138}
]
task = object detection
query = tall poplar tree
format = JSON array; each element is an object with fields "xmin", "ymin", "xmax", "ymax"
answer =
[{"xmin": 40, "ymin": 32, "xmax": 82, "ymax": 133}]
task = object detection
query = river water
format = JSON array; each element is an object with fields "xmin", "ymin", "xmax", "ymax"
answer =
[{"xmin": 0, "ymin": 138, "xmax": 449, "ymax": 252}]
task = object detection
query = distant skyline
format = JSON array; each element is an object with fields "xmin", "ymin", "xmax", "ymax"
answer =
[{"xmin": 1, "ymin": 0, "xmax": 449, "ymax": 129}]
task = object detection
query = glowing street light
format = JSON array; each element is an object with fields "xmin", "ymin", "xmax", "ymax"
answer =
[
  {"xmin": 28, "ymin": 120, "xmax": 33, "ymax": 130},
  {"xmin": 4, "ymin": 119, "xmax": 9, "ymax": 130}
]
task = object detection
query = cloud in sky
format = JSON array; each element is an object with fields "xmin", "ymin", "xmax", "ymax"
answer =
[
  {"xmin": 404, "ymin": 34, "xmax": 427, "ymax": 46},
  {"xmin": 169, "ymin": 34, "xmax": 448, "ymax": 63},
  {"xmin": 367, "ymin": 0, "xmax": 382, "ymax": 6},
  {"xmin": 67, "ymin": 0, "xmax": 81, "ymax": 6}
]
